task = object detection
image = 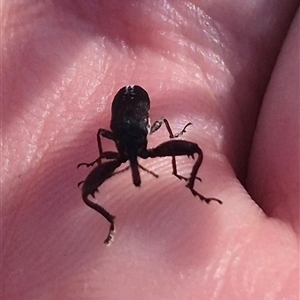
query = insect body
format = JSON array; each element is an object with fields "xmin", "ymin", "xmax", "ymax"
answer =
[{"xmin": 78, "ymin": 85, "xmax": 222, "ymax": 244}]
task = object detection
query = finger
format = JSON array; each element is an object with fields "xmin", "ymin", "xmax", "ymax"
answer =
[{"xmin": 247, "ymin": 11, "xmax": 300, "ymax": 235}]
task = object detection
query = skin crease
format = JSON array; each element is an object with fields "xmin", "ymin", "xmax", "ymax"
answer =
[{"xmin": 2, "ymin": 1, "xmax": 299, "ymax": 299}]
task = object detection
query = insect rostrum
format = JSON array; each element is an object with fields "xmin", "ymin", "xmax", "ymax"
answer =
[{"xmin": 78, "ymin": 85, "xmax": 222, "ymax": 244}]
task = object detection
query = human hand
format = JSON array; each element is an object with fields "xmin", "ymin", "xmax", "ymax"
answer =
[{"xmin": 2, "ymin": 1, "xmax": 299, "ymax": 299}]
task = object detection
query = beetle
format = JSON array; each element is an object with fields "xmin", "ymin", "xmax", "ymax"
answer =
[{"xmin": 78, "ymin": 85, "xmax": 222, "ymax": 244}]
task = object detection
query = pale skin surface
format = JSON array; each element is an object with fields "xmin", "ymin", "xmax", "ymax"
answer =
[{"xmin": 2, "ymin": 1, "xmax": 299, "ymax": 299}]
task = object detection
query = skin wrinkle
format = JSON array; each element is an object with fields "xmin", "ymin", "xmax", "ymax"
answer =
[
  {"xmin": 156, "ymin": 4, "xmax": 235, "ymax": 106},
  {"xmin": 153, "ymin": 33, "xmax": 232, "ymax": 104}
]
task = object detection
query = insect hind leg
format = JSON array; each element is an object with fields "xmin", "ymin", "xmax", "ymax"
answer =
[{"xmin": 150, "ymin": 118, "xmax": 192, "ymax": 138}]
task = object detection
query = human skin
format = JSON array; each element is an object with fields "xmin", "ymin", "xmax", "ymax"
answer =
[{"xmin": 2, "ymin": 1, "xmax": 299, "ymax": 299}]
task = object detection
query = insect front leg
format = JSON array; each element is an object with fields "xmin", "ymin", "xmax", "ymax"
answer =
[
  {"xmin": 77, "ymin": 128, "xmax": 115, "ymax": 168},
  {"xmin": 81, "ymin": 159, "xmax": 122, "ymax": 244},
  {"xmin": 150, "ymin": 119, "xmax": 195, "ymax": 181},
  {"xmin": 144, "ymin": 140, "xmax": 222, "ymax": 204}
]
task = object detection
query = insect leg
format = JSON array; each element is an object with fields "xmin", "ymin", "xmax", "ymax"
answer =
[
  {"xmin": 150, "ymin": 118, "xmax": 192, "ymax": 138},
  {"xmin": 143, "ymin": 140, "xmax": 222, "ymax": 204},
  {"xmin": 83, "ymin": 196, "xmax": 116, "ymax": 244},
  {"xmin": 77, "ymin": 129, "xmax": 115, "ymax": 168},
  {"xmin": 96, "ymin": 128, "xmax": 114, "ymax": 164},
  {"xmin": 81, "ymin": 159, "xmax": 122, "ymax": 244},
  {"xmin": 150, "ymin": 119, "xmax": 197, "ymax": 181}
]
